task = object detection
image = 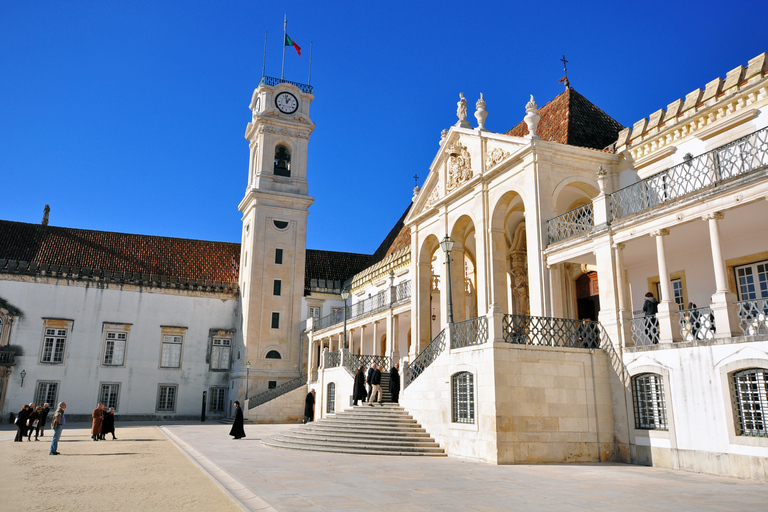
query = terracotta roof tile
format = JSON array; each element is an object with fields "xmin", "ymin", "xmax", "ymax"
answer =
[
  {"xmin": 0, "ymin": 220, "xmax": 240, "ymax": 283},
  {"xmin": 506, "ymin": 88, "xmax": 623, "ymax": 150}
]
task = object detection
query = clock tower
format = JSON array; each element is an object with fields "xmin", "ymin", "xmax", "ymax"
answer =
[{"xmin": 237, "ymin": 78, "xmax": 315, "ymax": 401}]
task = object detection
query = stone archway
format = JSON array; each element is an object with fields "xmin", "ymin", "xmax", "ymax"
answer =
[{"xmin": 509, "ymin": 222, "xmax": 530, "ymax": 316}]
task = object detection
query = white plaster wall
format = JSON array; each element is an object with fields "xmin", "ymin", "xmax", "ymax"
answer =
[{"xmin": 1, "ymin": 279, "xmax": 239, "ymax": 419}]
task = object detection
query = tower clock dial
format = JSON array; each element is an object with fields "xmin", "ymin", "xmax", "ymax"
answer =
[{"xmin": 275, "ymin": 92, "xmax": 299, "ymax": 114}]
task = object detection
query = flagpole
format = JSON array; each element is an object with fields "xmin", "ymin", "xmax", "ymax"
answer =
[
  {"xmin": 262, "ymin": 31, "xmax": 267, "ymax": 78},
  {"xmin": 308, "ymin": 42, "xmax": 313, "ymax": 85},
  {"xmin": 281, "ymin": 15, "xmax": 287, "ymax": 80}
]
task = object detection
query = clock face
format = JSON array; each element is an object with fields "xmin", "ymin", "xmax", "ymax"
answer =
[{"xmin": 275, "ymin": 92, "xmax": 299, "ymax": 114}]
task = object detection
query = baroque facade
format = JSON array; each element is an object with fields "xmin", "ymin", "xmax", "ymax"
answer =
[{"xmin": 1, "ymin": 53, "xmax": 768, "ymax": 480}]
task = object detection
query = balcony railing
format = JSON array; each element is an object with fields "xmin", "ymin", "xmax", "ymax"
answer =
[
  {"xmin": 547, "ymin": 203, "xmax": 594, "ymax": 244},
  {"xmin": 546, "ymin": 126, "xmax": 768, "ymax": 245},
  {"xmin": 736, "ymin": 299, "xmax": 768, "ymax": 336},
  {"xmin": 314, "ymin": 281, "xmax": 412, "ymax": 332},
  {"xmin": 404, "ymin": 329, "xmax": 446, "ymax": 388},
  {"xmin": 609, "ymin": 126, "xmax": 768, "ymax": 222},
  {"xmin": 258, "ymin": 75, "xmax": 314, "ymax": 94},
  {"xmin": 0, "ymin": 352, "xmax": 16, "ymax": 366},
  {"xmin": 248, "ymin": 373, "xmax": 306, "ymax": 409},
  {"xmin": 678, "ymin": 307, "xmax": 715, "ymax": 341},
  {"xmin": 630, "ymin": 316, "xmax": 659, "ymax": 346},
  {"xmin": 450, "ymin": 316, "xmax": 488, "ymax": 349},
  {"xmin": 502, "ymin": 315, "xmax": 602, "ymax": 348},
  {"xmin": 325, "ymin": 350, "xmax": 340, "ymax": 368}
]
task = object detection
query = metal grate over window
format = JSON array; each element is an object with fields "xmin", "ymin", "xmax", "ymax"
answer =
[
  {"xmin": 452, "ymin": 372, "xmax": 475, "ymax": 424},
  {"xmin": 209, "ymin": 387, "xmax": 227, "ymax": 412},
  {"xmin": 326, "ymin": 382, "xmax": 335, "ymax": 414},
  {"xmin": 732, "ymin": 368, "xmax": 768, "ymax": 437},
  {"xmin": 632, "ymin": 373, "xmax": 668, "ymax": 430}
]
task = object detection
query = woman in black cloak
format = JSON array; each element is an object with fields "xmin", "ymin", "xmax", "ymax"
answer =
[{"xmin": 229, "ymin": 401, "xmax": 246, "ymax": 440}]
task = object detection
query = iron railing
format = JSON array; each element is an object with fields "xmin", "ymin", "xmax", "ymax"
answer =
[
  {"xmin": 404, "ymin": 329, "xmax": 446, "ymax": 388},
  {"xmin": 502, "ymin": 315, "xmax": 602, "ymax": 348},
  {"xmin": 631, "ymin": 316, "xmax": 659, "ymax": 346},
  {"xmin": 355, "ymin": 354, "xmax": 391, "ymax": 371},
  {"xmin": 314, "ymin": 281, "xmax": 412, "ymax": 332},
  {"xmin": 325, "ymin": 350, "xmax": 340, "ymax": 368},
  {"xmin": 0, "ymin": 352, "xmax": 16, "ymax": 365},
  {"xmin": 736, "ymin": 299, "xmax": 768, "ymax": 336},
  {"xmin": 547, "ymin": 203, "xmax": 594, "ymax": 244},
  {"xmin": 678, "ymin": 307, "xmax": 715, "ymax": 340},
  {"xmin": 248, "ymin": 374, "xmax": 306, "ymax": 409},
  {"xmin": 258, "ymin": 75, "xmax": 314, "ymax": 94},
  {"xmin": 450, "ymin": 316, "xmax": 488, "ymax": 349},
  {"xmin": 609, "ymin": 126, "xmax": 768, "ymax": 222}
]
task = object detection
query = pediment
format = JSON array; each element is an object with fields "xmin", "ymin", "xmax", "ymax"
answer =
[{"xmin": 714, "ymin": 345, "xmax": 768, "ymax": 369}]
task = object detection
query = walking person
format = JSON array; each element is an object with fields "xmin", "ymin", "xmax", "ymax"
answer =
[
  {"xmin": 101, "ymin": 407, "xmax": 117, "ymax": 440},
  {"xmin": 229, "ymin": 401, "xmax": 246, "ymax": 439},
  {"xmin": 353, "ymin": 365, "xmax": 367, "ymax": 405},
  {"xmin": 27, "ymin": 405, "xmax": 42, "ymax": 441},
  {"xmin": 14, "ymin": 404, "xmax": 30, "ymax": 442},
  {"xmin": 303, "ymin": 389, "xmax": 316, "ymax": 423},
  {"xmin": 366, "ymin": 364, "xmax": 376, "ymax": 402},
  {"xmin": 91, "ymin": 403, "xmax": 104, "ymax": 441},
  {"xmin": 49, "ymin": 402, "xmax": 66, "ymax": 455},
  {"xmin": 389, "ymin": 363, "xmax": 401, "ymax": 404},
  {"xmin": 37, "ymin": 403, "xmax": 51, "ymax": 438},
  {"xmin": 368, "ymin": 364, "xmax": 382, "ymax": 406}
]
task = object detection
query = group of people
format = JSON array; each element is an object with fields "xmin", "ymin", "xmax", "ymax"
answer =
[
  {"xmin": 91, "ymin": 403, "xmax": 117, "ymax": 441},
  {"xmin": 15, "ymin": 401, "xmax": 67, "ymax": 455},
  {"xmin": 352, "ymin": 363, "xmax": 401, "ymax": 406},
  {"xmin": 14, "ymin": 402, "xmax": 51, "ymax": 442}
]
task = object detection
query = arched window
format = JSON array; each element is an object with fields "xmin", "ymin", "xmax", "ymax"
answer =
[
  {"xmin": 451, "ymin": 372, "xmax": 474, "ymax": 423},
  {"xmin": 265, "ymin": 350, "xmax": 282, "ymax": 359},
  {"xmin": 274, "ymin": 145, "xmax": 291, "ymax": 177},
  {"xmin": 326, "ymin": 382, "xmax": 336, "ymax": 414},
  {"xmin": 732, "ymin": 368, "xmax": 768, "ymax": 437},
  {"xmin": 631, "ymin": 373, "xmax": 668, "ymax": 430}
]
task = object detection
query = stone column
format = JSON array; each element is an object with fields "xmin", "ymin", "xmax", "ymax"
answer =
[
  {"xmin": 613, "ymin": 243, "xmax": 633, "ymax": 348},
  {"xmin": 704, "ymin": 212, "xmax": 741, "ymax": 337},
  {"xmin": 488, "ymin": 228, "xmax": 510, "ymax": 314},
  {"xmin": 372, "ymin": 320, "xmax": 379, "ymax": 357},
  {"xmin": 360, "ymin": 325, "xmax": 367, "ymax": 355},
  {"xmin": 385, "ymin": 309, "xmax": 394, "ymax": 360},
  {"xmin": 651, "ymin": 229, "xmax": 677, "ymax": 344}
]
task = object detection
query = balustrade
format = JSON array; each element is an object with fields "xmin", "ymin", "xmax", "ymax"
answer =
[
  {"xmin": 313, "ymin": 281, "xmax": 411, "ymax": 332},
  {"xmin": 404, "ymin": 329, "xmax": 446, "ymax": 388},
  {"xmin": 547, "ymin": 203, "xmax": 594, "ymax": 244},
  {"xmin": 736, "ymin": 299, "xmax": 768, "ymax": 336},
  {"xmin": 248, "ymin": 373, "xmax": 306, "ymax": 409},
  {"xmin": 677, "ymin": 307, "xmax": 715, "ymax": 341},
  {"xmin": 450, "ymin": 316, "xmax": 488, "ymax": 349},
  {"xmin": 630, "ymin": 316, "xmax": 659, "ymax": 346},
  {"xmin": 258, "ymin": 75, "xmax": 313, "ymax": 94},
  {"xmin": 502, "ymin": 315, "xmax": 602, "ymax": 348},
  {"xmin": 325, "ymin": 350, "xmax": 340, "ymax": 368}
]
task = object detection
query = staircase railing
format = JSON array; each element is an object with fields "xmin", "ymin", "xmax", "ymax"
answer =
[
  {"xmin": 404, "ymin": 329, "xmax": 446, "ymax": 388},
  {"xmin": 248, "ymin": 373, "xmax": 306, "ymax": 410},
  {"xmin": 450, "ymin": 316, "xmax": 488, "ymax": 349}
]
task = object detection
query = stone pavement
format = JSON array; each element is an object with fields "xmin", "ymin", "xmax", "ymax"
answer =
[{"xmin": 162, "ymin": 423, "xmax": 768, "ymax": 511}]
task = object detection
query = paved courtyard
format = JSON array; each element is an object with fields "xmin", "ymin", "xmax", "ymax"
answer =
[{"xmin": 3, "ymin": 421, "xmax": 767, "ymax": 511}]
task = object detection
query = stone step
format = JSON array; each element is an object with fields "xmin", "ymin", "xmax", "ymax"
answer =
[
  {"xmin": 304, "ymin": 425, "xmax": 430, "ymax": 436},
  {"xmin": 262, "ymin": 438, "xmax": 446, "ymax": 457},
  {"xmin": 277, "ymin": 431, "xmax": 441, "ymax": 448}
]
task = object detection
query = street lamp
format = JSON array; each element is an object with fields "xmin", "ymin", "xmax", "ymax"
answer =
[
  {"xmin": 440, "ymin": 235, "xmax": 455, "ymax": 325},
  {"xmin": 341, "ymin": 287, "xmax": 350, "ymax": 349},
  {"xmin": 245, "ymin": 361, "xmax": 251, "ymax": 401},
  {"xmin": 20, "ymin": 369, "xmax": 26, "ymax": 387}
]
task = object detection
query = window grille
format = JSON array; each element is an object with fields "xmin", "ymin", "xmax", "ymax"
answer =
[
  {"xmin": 451, "ymin": 372, "xmax": 474, "ymax": 424},
  {"xmin": 326, "ymin": 382, "xmax": 336, "ymax": 414},
  {"xmin": 157, "ymin": 385, "xmax": 177, "ymax": 411},
  {"xmin": 210, "ymin": 338, "xmax": 231, "ymax": 370},
  {"xmin": 160, "ymin": 335, "xmax": 183, "ymax": 368},
  {"xmin": 41, "ymin": 328, "xmax": 67, "ymax": 363},
  {"xmin": 35, "ymin": 382, "xmax": 58, "ymax": 407},
  {"xmin": 100, "ymin": 383, "xmax": 120, "ymax": 410},
  {"xmin": 732, "ymin": 368, "xmax": 768, "ymax": 437},
  {"xmin": 104, "ymin": 332, "xmax": 127, "ymax": 366},
  {"xmin": 209, "ymin": 387, "xmax": 227, "ymax": 412},
  {"xmin": 631, "ymin": 373, "xmax": 668, "ymax": 430}
]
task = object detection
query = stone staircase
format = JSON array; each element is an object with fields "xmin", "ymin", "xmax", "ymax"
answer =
[{"xmin": 262, "ymin": 404, "xmax": 445, "ymax": 456}]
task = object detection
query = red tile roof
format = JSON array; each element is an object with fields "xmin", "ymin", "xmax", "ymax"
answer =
[
  {"xmin": 0, "ymin": 220, "xmax": 240, "ymax": 284},
  {"xmin": 305, "ymin": 249, "xmax": 372, "ymax": 293},
  {"xmin": 506, "ymin": 87, "xmax": 624, "ymax": 150}
]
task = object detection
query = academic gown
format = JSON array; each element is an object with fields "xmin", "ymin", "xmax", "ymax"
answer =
[{"xmin": 229, "ymin": 406, "xmax": 246, "ymax": 439}]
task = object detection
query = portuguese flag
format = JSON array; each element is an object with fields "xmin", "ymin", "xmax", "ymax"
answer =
[{"xmin": 285, "ymin": 34, "xmax": 301, "ymax": 56}]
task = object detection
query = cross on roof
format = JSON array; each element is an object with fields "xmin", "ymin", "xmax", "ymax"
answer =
[
  {"xmin": 413, "ymin": 174, "xmax": 419, "ymax": 187},
  {"xmin": 559, "ymin": 55, "xmax": 570, "ymax": 89}
]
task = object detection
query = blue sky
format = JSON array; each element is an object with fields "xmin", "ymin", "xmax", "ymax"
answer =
[{"xmin": 1, "ymin": 1, "xmax": 767, "ymax": 255}]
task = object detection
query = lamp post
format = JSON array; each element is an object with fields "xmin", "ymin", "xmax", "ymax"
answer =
[
  {"xmin": 440, "ymin": 235, "xmax": 455, "ymax": 325},
  {"xmin": 341, "ymin": 287, "xmax": 350, "ymax": 349},
  {"xmin": 20, "ymin": 369, "xmax": 26, "ymax": 387},
  {"xmin": 245, "ymin": 361, "xmax": 251, "ymax": 401}
]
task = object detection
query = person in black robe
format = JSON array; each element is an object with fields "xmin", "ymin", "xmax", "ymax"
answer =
[
  {"xmin": 101, "ymin": 407, "xmax": 117, "ymax": 439},
  {"xmin": 353, "ymin": 366, "xmax": 367, "ymax": 405},
  {"xmin": 303, "ymin": 390, "xmax": 316, "ymax": 423},
  {"xmin": 229, "ymin": 401, "xmax": 246, "ymax": 439},
  {"xmin": 389, "ymin": 364, "xmax": 401, "ymax": 403},
  {"xmin": 37, "ymin": 403, "xmax": 51, "ymax": 438}
]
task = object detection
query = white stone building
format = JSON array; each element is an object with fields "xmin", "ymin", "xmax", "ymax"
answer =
[{"xmin": 2, "ymin": 53, "xmax": 768, "ymax": 480}]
